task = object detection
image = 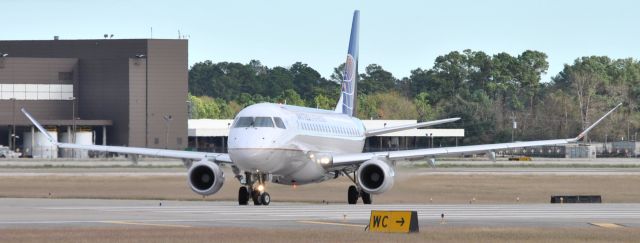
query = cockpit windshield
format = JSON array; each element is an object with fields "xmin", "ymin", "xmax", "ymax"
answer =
[
  {"xmin": 253, "ymin": 117, "xmax": 274, "ymax": 127},
  {"xmin": 234, "ymin": 117, "xmax": 254, "ymax": 128},
  {"xmin": 233, "ymin": 117, "xmax": 278, "ymax": 128},
  {"xmin": 273, "ymin": 117, "xmax": 286, "ymax": 129}
]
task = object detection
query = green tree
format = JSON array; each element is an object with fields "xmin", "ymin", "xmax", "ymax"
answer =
[
  {"xmin": 313, "ymin": 94, "xmax": 335, "ymax": 110},
  {"xmin": 359, "ymin": 64, "xmax": 396, "ymax": 94},
  {"xmin": 278, "ymin": 89, "xmax": 306, "ymax": 106},
  {"xmin": 330, "ymin": 63, "xmax": 345, "ymax": 83},
  {"xmin": 357, "ymin": 92, "xmax": 417, "ymax": 120},
  {"xmin": 414, "ymin": 92, "xmax": 437, "ymax": 122},
  {"xmin": 290, "ymin": 62, "xmax": 322, "ymax": 100}
]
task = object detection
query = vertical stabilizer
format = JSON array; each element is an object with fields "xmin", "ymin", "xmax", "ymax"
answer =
[{"xmin": 335, "ymin": 10, "xmax": 359, "ymax": 116}]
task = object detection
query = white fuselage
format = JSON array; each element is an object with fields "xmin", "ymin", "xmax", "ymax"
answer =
[{"xmin": 227, "ymin": 103, "xmax": 366, "ymax": 185}]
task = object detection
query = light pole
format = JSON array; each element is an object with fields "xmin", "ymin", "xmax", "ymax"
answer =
[
  {"xmin": 163, "ymin": 115, "xmax": 172, "ymax": 149},
  {"xmin": 511, "ymin": 113, "xmax": 517, "ymax": 142},
  {"xmin": 70, "ymin": 97, "xmax": 77, "ymax": 143},
  {"xmin": 70, "ymin": 97, "xmax": 77, "ymax": 157},
  {"xmin": 430, "ymin": 133, "xmax": 434, "ymax": 148},
  {"xmin": 426, "ymin": 133, "xmax": 433, "ymax": 148},
  {"xmin": 10, "ymin": 98, "xmax": 16, "ymax": 151},
  {"xmin": 186, "ymin": 100, "xmax": 192, "ymax": 119}
]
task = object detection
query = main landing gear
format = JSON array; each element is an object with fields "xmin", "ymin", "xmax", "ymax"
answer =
[
  {"xmin": 347, "ymin": 185, "xmax": 372, "ymax": 204},
  {"xmin": 344, "ymin": 170, "xmax": 372, "ymax": 205},
  {"xmin": 236, "ymin": 171, "xmax": 270, "ymax": 206}
]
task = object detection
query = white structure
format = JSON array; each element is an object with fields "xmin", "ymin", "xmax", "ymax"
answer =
[
  {"xmin": 59, "ymin": 131, "xmax": 93, "ymax": 158},
  {"xmin": 22, "ymin": 130, "xmax": 59, "ymax": 159},
  {"xmin": 188, "ymin": 119, "xmax": 234, "ymax": 137}
]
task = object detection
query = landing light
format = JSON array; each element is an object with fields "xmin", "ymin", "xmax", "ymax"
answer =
[
  {"xmin": 308, "ymin": 152, "xmax": 333, "ymax": 170},
  {"xmin": 257, "ymin": 184, "xmax": 265, "ymax": 192},
  {"xmin": 319, "ymin": 157, "xmax": 331, "ymax": 165}
]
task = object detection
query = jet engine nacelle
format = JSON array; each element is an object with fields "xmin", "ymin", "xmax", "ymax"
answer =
[
  {"xmin": 187, "ymin": 160, "xmax": 225, "ymax": 196},
  {"xmin": 356, "ymin": 158, "xmax": 395, "ymax": 194}
]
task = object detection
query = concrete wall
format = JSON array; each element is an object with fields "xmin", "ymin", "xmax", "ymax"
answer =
[{"xmin": 0, "ymin": 39, "xmax": 188, "ymax": 149}]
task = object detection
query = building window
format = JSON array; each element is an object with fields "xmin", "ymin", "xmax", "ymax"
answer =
[
  {"xmin": 58, "ymin": 72, "xmax": 73, "ymax": 81},
  {"xmin": 177, "ymin": 137, "xmax": 183, "ymax": 145},
  {"xmin": 154, "ymin": 138, "xmax": 159, "ymax": 145},
  {"xmin": 0, "ymin": 83, "xmax": 73, "ymax": 100}
]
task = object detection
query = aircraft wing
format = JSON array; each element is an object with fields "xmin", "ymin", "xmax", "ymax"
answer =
[
  {"xmin": 332, "ymin": 103, "xmax": 622, "ymax": 166},
  {"xmin": 21, "ymin": 108, "xmax": 232, "ymax": 163},
  {"xmin": 364, "ymin": 117, "xmax": 460, "ymax": 137}
]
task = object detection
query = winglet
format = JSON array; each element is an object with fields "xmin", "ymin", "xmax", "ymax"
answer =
[
  {"xmin": 573, "ymin": 102, "xmax": 622, "ymax": 141},
  {"xmin": 20, "ymin": 108, "xmax": 58, "ymax": 145}
]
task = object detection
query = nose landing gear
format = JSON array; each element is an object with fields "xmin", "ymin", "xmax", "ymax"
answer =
[
  {"xmin": 238, "ymin": 186, "xmax": 249, "ymax": 205},
  {"xmin": 236, "ymin": 171, "xmax": 271, "ymax": 206}
]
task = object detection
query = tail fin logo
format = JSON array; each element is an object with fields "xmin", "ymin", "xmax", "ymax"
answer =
[
  {"xmin": 341, "ymin": 54, "xmax": 356, "ymax": 114},
  {"xmin": 343, "ymin": 54, "xmax": 356, "ymax": 82}
]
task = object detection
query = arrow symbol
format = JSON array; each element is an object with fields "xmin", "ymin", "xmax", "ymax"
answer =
[{"xmin": 396, "ymin": 217, "xmax": 405, "ymax": 226}]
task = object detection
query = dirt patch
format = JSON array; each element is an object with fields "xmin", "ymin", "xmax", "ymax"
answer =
[
  {"xmin": 0, "ymin": 226, "xmax": 638, "ymax": 243},
  {"xmin": 1, "ymin": 169, "xmax": 639, "ymax": 203}
]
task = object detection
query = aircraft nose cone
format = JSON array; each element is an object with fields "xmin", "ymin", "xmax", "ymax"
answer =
[{"xmin": 229, "ymin": 148, "xmax": 278, "ymax": 172}]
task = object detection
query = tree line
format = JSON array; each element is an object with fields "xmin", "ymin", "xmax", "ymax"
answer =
[{"xmin": 188, "ymin": 50, "xmax": 639, "ymax": 145}]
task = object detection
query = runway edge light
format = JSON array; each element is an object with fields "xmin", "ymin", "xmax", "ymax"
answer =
[{"xmin": 368, "ymin": 210, "xmax": 419, "ymax": 233}]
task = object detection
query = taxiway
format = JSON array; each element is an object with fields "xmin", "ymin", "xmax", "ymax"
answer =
[{"xmin": 0, "ymin": 198, "xmax": 637, "ymax": 229}]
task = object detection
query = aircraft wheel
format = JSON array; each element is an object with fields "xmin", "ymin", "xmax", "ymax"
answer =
[
  {"xmin": 238, "ymin": 186, "xmax": 249, "ymax": 205},
  {"xmin": 260, "ymin": 192, "xmax": 271, "ymax": 206},
  {"xmin": 361, "ymin": 190, "xmax": 372, "ymax": 204},
  {"xmin": 251, "ymin": 190, "xmax": 262, "ymax": 205},
  {"xmin": 348, "ymin": 185, "xmax": 359, "ymax": 204}
]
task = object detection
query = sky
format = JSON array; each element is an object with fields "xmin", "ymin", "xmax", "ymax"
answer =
[{"xmin": 2, "ymin": 0, "xmax": 639, "ymax": 81}]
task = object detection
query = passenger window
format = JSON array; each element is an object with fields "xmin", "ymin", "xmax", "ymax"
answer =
[
  {"xmin": 234, "ymin": 117, "xmax": 254, "ymax": 128},
  {"xmin": 254, "ymin": 117, "xmax": 274, "ymax": 127},
  {"xmin": 274, "ymin": 117, "xmax": 286, "ymax": 129}
]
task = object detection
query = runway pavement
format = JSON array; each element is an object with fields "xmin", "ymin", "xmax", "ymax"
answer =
[
  {"xmin": 0, "ymin": 198, "xmax": 638, "ymax": 229},
  {"xmin": 2, "ymin": 167, "xmax": 640, "ymax": 177}
]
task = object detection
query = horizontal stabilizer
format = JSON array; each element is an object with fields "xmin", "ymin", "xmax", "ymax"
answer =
[{"xmin": 365, "ymin": 118, "xmax": 460, "ymax": 137}]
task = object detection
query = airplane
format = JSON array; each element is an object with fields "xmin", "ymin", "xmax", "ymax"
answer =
[{"xmin": 21, "ymin": 10, "xmax": 622, "ymax": 206}]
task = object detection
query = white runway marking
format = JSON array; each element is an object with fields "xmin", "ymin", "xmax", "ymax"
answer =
[
  {"xmin": 1, "ymin": 198, "xmax": 639, "ymax": 228},
  {"xmin": 100, "ymin": 220, "xmax": 192, "ymax": 228}
]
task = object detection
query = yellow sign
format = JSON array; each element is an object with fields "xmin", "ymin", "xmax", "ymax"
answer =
[{"xmin": 368, "ymin": 210, "xmax": 419, "ymax": 233}]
